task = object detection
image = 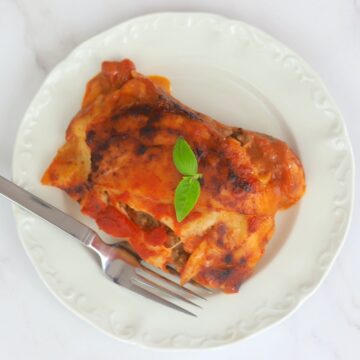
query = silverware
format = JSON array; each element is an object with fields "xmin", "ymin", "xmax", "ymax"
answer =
[{"xmin": 0, "ymin": 175, "xmax": 209, "ymax": 316}]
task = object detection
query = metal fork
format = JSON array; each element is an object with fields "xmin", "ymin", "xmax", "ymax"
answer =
[{"xmin": 0, "ymin": 175, "xmax": 209, "ymax": 316}]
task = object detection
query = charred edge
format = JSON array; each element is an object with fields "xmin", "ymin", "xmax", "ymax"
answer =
[
  {"xmin": 148, "ymin": 110, "xmax": 162, "ymax": 124},
  {"xmin": 64, "ymin": 183, "xmax": 89, "ymax": 202},
  {"xmin": 159, "ymin": 94, "xmax": 200, "ymax": 120},
  {"xmin": 89, "ymin": 140, "xmax": 110, "ymax": 172},
  {"xmin": 139, "ymin": 110, "xmax": 163, "ymax": 138},
  {"xmin": 200, "ymin": 268, "xmax": 243, "ymax": 292},
  {"xmin": 89, "ymin": 130, "xmax": 129, "ymax": 173},
  {"xmin": 207, "ymin": 268, "xmax": 234, "ymax": 283},
  {"xmin": 139, "ymin": 125, "xmax": 156, "ymax": 137},
  {"xmin": 126, "ymin": 105, "xmax": 153, "ymax": 117},
  {"xmin": 65, "ymin": 183, "xmax": 88, "ymax": 194},
  {"xmin": 111, "ymin": 104, "xmax": 153, "ymax": 121},
  {"xmin": 86, "ymin": 130, "xmax": 96, "ymax": 145},
  {"xmin": 175, "ymin": 102, "xmax": 198, "ymax": 119},
  {"xmin": 90, "ymin": 151, "xmax": 104, "ymax": 172},
  {"xmin": 228, "ymin": 170, "xmax": 252, "ymax": 192},
  {"xmin": 230, "ymin": 128, "xmax": 248, "ymax": 145},
  {"xmin": 169, "ymin": 101, "xmax": 200, "ymax": 120}
]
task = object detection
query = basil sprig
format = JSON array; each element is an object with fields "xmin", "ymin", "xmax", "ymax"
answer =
[{"xmin": 173, "ymin": 137, "xmax": 202, "ymax": 222}]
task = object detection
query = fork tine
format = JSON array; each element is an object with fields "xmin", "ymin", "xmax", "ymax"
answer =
[
  {"xmin": 135, "ymin": 270, "xmax": 202, "ymax": 308},
  {"xmin": 188, "ymin": 280, "xmax": 213, "ymax": 293},
  {"xmin": 113, "ymin": 242, "xmax": 213, "ymax": 294},
  {"xmin": 165, "ymin": 265, "xmax": 213, "ymax": 293},
  {"xmin": 131, "ymin": 278, "xmax": 197, "ymax": 317},
  {"xmin": 139, "ymin": 262, "xmax": 207, "ymax": 301}
]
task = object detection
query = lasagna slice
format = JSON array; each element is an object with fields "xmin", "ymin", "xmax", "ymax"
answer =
[{"xmin": 42, "ymin": 59, "xmax": 305, "ymax": 293}]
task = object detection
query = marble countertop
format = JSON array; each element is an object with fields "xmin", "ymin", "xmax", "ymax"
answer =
[{"xmin": 0, "ymin": 0, "xmax": 359, "ymax": 359}]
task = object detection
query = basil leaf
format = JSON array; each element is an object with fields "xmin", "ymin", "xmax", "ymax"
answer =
[
  {"xmin": 174, "ymin": 177, "xmax": 200, "ymax": 222},
  {"xmin": 173, "ymin": 137, "xmax": 198, "ymax": 176}
]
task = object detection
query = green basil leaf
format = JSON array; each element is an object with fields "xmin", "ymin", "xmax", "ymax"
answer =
[
  {"xmin": 173, "ymin": 137, "xmax": 198, "ymax": 176},
  {"xmin": 174, "ymin": 177, "xmax": 201, "ymax": 222}
]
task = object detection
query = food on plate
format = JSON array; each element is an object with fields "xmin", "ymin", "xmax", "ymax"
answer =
[{"xmin": 42, "ymin": 59, "xmax": 306, "ymax": 293}]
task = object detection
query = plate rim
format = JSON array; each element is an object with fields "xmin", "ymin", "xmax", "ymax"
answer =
[{"xmin": 11, "ymin": 12, "xmax": 355, "ymax": 349}]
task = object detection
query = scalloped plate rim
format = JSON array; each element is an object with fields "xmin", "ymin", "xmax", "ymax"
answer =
[{"xmin": 11, "ymin": 12, "xmax": 355, "ymax": 349}]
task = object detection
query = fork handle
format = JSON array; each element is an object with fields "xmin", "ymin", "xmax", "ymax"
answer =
[{"xmin": 0, "ymin": 175, "xmax": 95, "ymax": 244}]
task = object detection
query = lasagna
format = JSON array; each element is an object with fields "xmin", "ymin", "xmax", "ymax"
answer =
[{"xmin": 42, "ymin": 59, "xmax": 305, "ymax": 293}]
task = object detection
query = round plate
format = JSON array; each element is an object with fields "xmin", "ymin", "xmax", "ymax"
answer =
[{"xmin": 12, "ymin": 13, "xmax": 354, "ymax": 349}]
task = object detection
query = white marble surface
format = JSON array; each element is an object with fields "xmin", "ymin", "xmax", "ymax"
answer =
[{"xmin": 0, "ymin": 0, "xmax": 359, "ymax": 358}]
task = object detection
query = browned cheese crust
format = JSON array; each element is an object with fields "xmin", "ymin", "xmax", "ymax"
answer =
[{"xmin": 42, "ymin": 59, "xmax": 306, "ymax": 292}]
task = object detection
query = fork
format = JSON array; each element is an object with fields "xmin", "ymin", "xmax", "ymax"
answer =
[{"xmin": 0, "ymin": 175, "xmax": 209, "ymax": 316}]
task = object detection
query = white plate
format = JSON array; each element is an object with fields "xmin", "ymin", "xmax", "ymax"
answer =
[{"xmin": 12, "ymin": 13, "xmax": 354, "ymax": 349}]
